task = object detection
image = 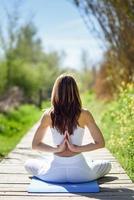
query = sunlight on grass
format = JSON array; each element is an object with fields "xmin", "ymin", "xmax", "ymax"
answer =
[{"xmin": 81, "ymin": 84, "xmax": 134, "ymax": 182}]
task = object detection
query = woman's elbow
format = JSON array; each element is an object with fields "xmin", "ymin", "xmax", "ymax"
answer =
[
  {"xmin": 96, "ymin": 140, "xmax": 105, "ymax": 148},
  {"xmin": 99, "ymin": 140, "xmax": 105, "ymax": 148},
  {"xmin": 32, "ymin": 142, "xmax": 39, "ymax": 150}
]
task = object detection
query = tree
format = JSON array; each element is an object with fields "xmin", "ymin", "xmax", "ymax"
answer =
[
  {"xmin": 71, "ymin": 0, "xmax": 134, "ymax": 98},
  {"xmin": 0, "ymin": 1, "xmax": 22, "ymax": 88},
  {"xmin": 14, "ymin": 23, "xmax": 44, "ymax": 64},
  {"xmin": 0, "ymin": 1, "xmax": 63, "ymax": 105}
]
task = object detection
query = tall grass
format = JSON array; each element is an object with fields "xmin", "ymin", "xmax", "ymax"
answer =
[
  {"xmin": 81, "ymin": 84, "xmax": 134, "ymax": 182},
  {"xmin": 101, "ymin": 83, "xmax": 134, "ymax": 181},
  {"xmin": 0, "ymin": 104, "xmax": 42, "ymax": 158}
]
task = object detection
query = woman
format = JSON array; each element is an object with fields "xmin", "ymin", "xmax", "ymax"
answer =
[{"xmin": 24, "ymin": 73, "xmax": 111, "ymax": 183}]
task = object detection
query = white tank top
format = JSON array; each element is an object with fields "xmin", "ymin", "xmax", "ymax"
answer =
[{"xmin": 50, "ymin": 125, "xmax": 85, "ymax": 146}]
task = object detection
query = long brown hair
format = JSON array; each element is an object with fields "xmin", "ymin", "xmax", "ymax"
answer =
[{"xmin": 50, "ymin": 73, "xmax": 82, "ymax": 135}]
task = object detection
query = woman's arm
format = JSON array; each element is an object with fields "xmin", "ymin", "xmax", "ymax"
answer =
[
  {"xmin": 32, "ymin": 111, "xmax": 66, "ymax": 153},
  {"xmin": 66, "ymin": 110, "xmax": 105, "ymax": 153}
]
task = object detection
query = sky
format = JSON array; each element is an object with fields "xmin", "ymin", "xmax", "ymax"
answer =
[{"xmin": 0, "ymin": 0, "xmax": 106, "ymax": 70}]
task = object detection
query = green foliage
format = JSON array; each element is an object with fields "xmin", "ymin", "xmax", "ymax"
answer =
[
  {"xmin": 101, "ymin": 83, "xmax": 134, "ymax": 181},
  {"xmin": 0, "ymin": 62, "xmax": 7, "ymax": 95},
  {"xmin": 13, "ymin": 23, "xmax": 44, "ymax": 64},
  {"xmin": 81, "ymin": 89, "xmax": 106, "ymax": 124},
  {"xmin": 12, "ymin": 60, "xmax": 41, "ymax": 97},
  {"xmin": 0, "ymin": 104, "xmax": 42, "ymax": 158},
  {"xmin": 0, "ymin": 14, "xmax": 62, "ymax": 101},
  {"xmin": 41, "ymin": 99, "xmax": 51, "ymax": 110},
  {"xmin": 81, "ymin": 84, "xmax": 134, "ymax": 182}
]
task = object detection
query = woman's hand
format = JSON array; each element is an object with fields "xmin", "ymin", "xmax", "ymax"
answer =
[
  {"xmin": 54, "ymin": 130, "xmax": 80, "ymax": 154},
  {"xmin": 55, "ymin": 135, "xmax": 67, "ymax": 153},
  {"xmin": 65, "ymin": 131, "xmax": 79, "ymax": 153}
]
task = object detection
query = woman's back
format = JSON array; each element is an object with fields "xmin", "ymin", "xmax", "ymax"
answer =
[
  {"xmin": 51, "ymin": 125, "xmax": 85, "ymax": 145},
  {"xmin": 48, "ymin": 108, "xmax": 86, "ymax": 157}
]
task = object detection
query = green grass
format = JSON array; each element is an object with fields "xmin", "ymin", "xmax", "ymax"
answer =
[
  {"xmin": 81, "ymin": 85, "xmax": 134, "ymax": 182},
  {"xmin": 0, "ymin": 101, "xmax": 50, "ymax": 158},
  {"xmin": 100, "ymin": 83, "xmax": 134, "ymax": 182},
  {"xmin": 81, "ymin": 90, "xmax": 107, "ymax": 125}
]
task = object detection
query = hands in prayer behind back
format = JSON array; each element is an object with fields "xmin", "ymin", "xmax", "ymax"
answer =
[{"xmin": 54, "ymin": 130, "xmax": 79, "ymax": 157}]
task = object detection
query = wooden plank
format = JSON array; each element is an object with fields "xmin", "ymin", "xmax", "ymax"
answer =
[
  {"xmin": 0, "ymin": 172, "xmax": 130, "ymax": 179},
  {"xmin": 0, "ymin": 196, "xmax": 133, "ymax": 200},
  {"xmin": 0, "ymin": 183, "xmax": 134, "ymax": 192},
  {"xmin": 0, "ymin": 160, "xmax": 126, "ymax": 174},
  {"xmin": 1, "ymin": 157, "xmax": 117, "ymax": 165},
  {"xmin": 0, "ymin": 172, "xmax": 130, "ymax": 180},
  {"xmin": 0, "ymin": 174, "xmax": 132, "ymax": 184},
  {"xmin": 8, "ymin": 151, "xmax": 116, "ymax": 160},
  {"xmin": 12, "ymin": 148, "xmax": 113, "ymax": 155},
  {"xmin": 6, "ymin": 147, "xmax": 116, "ymax": 157},
  {"xmin": 0, "ymin": 197, "xmax": 102, "ymax": 200},
  {"xmin": 0, "ymin": 191, "xmax": 134, "ymax": 197},
  {"xmin": 0, "ymin": 166, "xmax": 125, "ymax": 174}
]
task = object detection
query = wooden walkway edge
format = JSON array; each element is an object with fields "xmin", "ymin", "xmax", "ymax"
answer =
[{"xmin": 0, "ymin": 121, "xmax": 134, "ymax": 200}]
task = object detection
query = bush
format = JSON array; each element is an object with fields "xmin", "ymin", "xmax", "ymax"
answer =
[
  {"xmin": 101, "ymin": 82, "xmax": 134, "ymax": 181},
  {"xmin": 0, "ymin": 104, "xmax": 42, "ymax": 157},
  {"xmin": 0, "ymin": 62, "xmax": 7, "ymax": 95}
]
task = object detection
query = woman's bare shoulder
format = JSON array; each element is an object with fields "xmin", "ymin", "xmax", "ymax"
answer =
[
  {"xmin": 40, "ymin": 107, "xmax": 53, "ymax": 124},
  {"xmin": 42, "ymin": 107, "xmax": 53, "ymax": 115},
  {"xmin": 80, "ymin": 108, "xmax": 95, "ymax": 123},
  {"xmin": 81, "ymin": 107, "xmax": 91, "ymax": 115}
]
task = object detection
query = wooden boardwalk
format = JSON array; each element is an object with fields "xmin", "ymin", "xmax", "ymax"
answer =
[{"xmin": 0, "ymin": 121, "xmax": 134, "ymax": 200}]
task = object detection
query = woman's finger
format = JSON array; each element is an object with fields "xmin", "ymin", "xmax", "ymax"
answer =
[
  {"xmin": 67, "ymin": 132, "xmax": 72, "ymax": 143},
  {"xmin": 66, "ymin": 140, "xmax": 72, "ymax": 149}
]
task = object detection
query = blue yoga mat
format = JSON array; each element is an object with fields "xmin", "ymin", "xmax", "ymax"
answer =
[{"xmin": 27, "ymin": 176, "xmax": 100, "ymax": 193}]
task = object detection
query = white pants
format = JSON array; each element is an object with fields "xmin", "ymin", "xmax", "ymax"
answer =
[{"xmin": 24, "ymin": 153, "xmax": 112, "ymax": 183}]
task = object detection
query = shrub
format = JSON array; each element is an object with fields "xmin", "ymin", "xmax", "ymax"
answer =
[{"xmin": 101, "ymin": 82, "xmax": 134, "ymax": 181}]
